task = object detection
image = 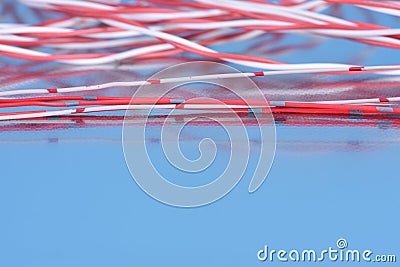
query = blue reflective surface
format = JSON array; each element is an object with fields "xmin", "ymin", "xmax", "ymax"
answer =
[
  {"xmin": 0, "ymin": 1, "xmax": 399, "ymax": 266},
  {"xmin": 1, "ymin": 123, "xmax": 399, "ymax": 266}
]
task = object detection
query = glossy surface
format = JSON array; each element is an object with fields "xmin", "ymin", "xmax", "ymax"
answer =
[{"xmin": 0, "ymin": 1, "xmax": 399, "ymax": 266}]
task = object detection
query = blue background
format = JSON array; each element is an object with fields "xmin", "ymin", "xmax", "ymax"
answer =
[{"xmin": 0, "ymin": 1, "xmax": 399, "ymax": 266}]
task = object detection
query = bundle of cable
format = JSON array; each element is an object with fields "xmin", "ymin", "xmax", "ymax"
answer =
[{"xmin": 1, "ymin": 0, "xmax": 400, "ymax": 121}]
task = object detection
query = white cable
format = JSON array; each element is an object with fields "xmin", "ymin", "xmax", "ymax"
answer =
[
  {"xmin": 292, "ymin": 0, "xmax": 328, "ymax": 11},
  {"xmin": 356, "ymin": 4, "xmax": 400, "ymax": 17},
  {"xmin": 20, "ymin": 0, "xmax": 115, "ymax": 10},
  {"xmin": 196, "ymin": 0, "xmax": 328, "ymax": 25},
  {"xmin": 46, "ymin": 37, "xmax": 155, "ymax": 50},
  {"xmin": 1, "ymin": 65, "xmax": 400, "ymax": 97},
  {"xmin": 120, "ymin": 9, "xmax": 227, "ymax": 21},
  {"xmin": 0, "ymin": 24, "xmax": 72, "ymax": 34},
  {"xmin": 101, "ymin": 17, "xmax": 354, "ymax": 70},
  {"xmin": 151, "ymin": 19, "xmax": 293, "ymax": 31},
  {"xmin": 295, "ymin": 28, "xmax": 400, "ymax": 38},
  {"xmin": 0, "ymin": 35, "xmax": 36, "ymax": 41},
  {"xmin": 196, "ymin": 0, "xmax": 355, "ymax": 26}
]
